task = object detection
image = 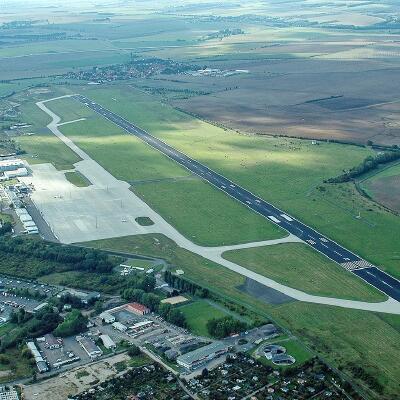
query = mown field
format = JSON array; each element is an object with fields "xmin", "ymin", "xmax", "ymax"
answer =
[
  {"xmin": 77, "ymin": 85, "xmax": 400, "ymax": 279},
  {"xmin": 178, "ymin": 300, "xmax": 230, "ymax": 337},
  {"xmin": 256, "ymin": 337, "xmax": 314, "ymax": 369},
  {"xmin": 83, "ymin": 233, "xmax": 400, "ymax": 400},
  {"xmin": 223, "ymin": 243, "xmax": 386, "ymax": 302}
]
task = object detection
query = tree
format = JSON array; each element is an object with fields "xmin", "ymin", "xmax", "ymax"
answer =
[
  {"xmin": 206, "ymin": 316, "xmax": 247, "ymax": 339},
  {"xmin": 140, "ymin": 292, "xmax": 160, "ymax": 311},
  {"xmin": 53, "ymin": 309, "xmax": 87, "ymax": 337},
  {"xmin": 127, "ymin": 345, "xmax": 141, "ymax": 357},
  {"xmin": 201, "ymin": 368, "xmax": 209, "ymax": 378}
]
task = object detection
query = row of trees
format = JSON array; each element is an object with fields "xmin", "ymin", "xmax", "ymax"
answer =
[
  {"xmin": 0, "ymin": 236, "xmax": 116, "ymax": 273},
  {"xmin": 164, "ymin": 270, "xmax": 209, "ymax": 298},
  {"xmin": 326, "ymin": 150, "xmax": 400, "ymax": 183}
]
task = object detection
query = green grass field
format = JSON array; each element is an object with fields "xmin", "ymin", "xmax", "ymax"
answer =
[
  {"xmin": 64, "ymin": 171, "xmax": 91, "ymax": 187},
  {"xmin": 83, "ymin": 234, "xmax": 400, "ymax": 400},
  {"xmin": 257, "ymin": 337, "xmax": 313, "ymax": 368},
  {"xmin": 133, "ymin": 179, "xmax": 284, "ymax": 245},
  {"xmin": 179, "ymin": 300, "xmax": 230, "ymax": 337},
  {"xmin": 78, "ymin": 84, "xmax": 400, "ymax": 279},
  {"xmin": 223, "ymin": 243, "xmax": 386, "ymax": 302},
  {"xmin": 14, "ymin": 96, "xmax": 82, "ymax": 170}
]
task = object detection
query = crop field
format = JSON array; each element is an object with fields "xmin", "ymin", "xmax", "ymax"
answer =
[
  {"xmin": 83, "ymin": 233, "xmax": 400, "ymax": 400},
  {"xmin": 75, "ymin": 85, "xmax": 400, "ymax": 278},
  {"xmin": 141, "ymin": 25, "xmax": 400, "ymax": 146},
  {"xmin": 223, "ymin": 243, "xmax": 386, "ymax": 302},
  {"xmin": 360, "ymin": 163, "xmax": 400, "ymax": 213}
]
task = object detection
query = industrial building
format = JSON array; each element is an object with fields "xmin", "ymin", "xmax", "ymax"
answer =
[
  {"xmin": 0, "ymin": 159, "xmax": 24, "ymax": 172},
  {"xmin": 58, "ymin": 289, "xmax": 100, "ymax": 305},
  {"xmin": 99, "ymin": 311, "xmax": 115, "ymax": 324},
  {"xmin": 130, "ymin": 320, "xmax": 153, "ymax": 333},
  {"xmin": 176, "ymin": 342, "xmax": 229, "ymax": 370},
  {"xmin": 26, "ymin": 341, "xmax": 49, "ymax": 373},
  {"xmin": 76, "ymin": 336, "xmax": 103, "ymax": 360},
  {"xmin": 112, "ymin": 321, "xmax": 128, "ymax": 332},
  {"xmin": 99, "ymin": 334, "xmax": 116, "ymax": 350},
  {"xmin": 14, "ymin": 207, "xmax": 38, "ymax": 234},
  {"xmin": 125, "ymin": 302, "xmax": 150, "ymax": 316},
  {"xmin": 43, "ymin": 334, "xmax": 62, "ymax": 349},
  {"xmin": 3, "ymin": 168, "xmax": 28, "ymax": 179}
]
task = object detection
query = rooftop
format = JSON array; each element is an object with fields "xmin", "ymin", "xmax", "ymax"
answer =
[{"xmin": 177, "ymin": 341, "xmax": 228, "ymax": 365}]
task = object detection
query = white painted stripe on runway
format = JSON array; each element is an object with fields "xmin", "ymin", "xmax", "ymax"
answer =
[
  {"xmin": 268, "ymin": 216, "xmax": 281, "ymax": 223},
  {"xmin": 280, "ymin": 214, "xmax": 293, "ymax": 222}
]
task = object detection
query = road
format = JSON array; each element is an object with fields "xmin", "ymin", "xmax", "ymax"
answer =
[{"xmin": 73, "ymin": 95, "xmax": 400, "ymax": 302}]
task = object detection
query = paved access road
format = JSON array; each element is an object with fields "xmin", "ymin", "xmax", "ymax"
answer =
[{"xmin": 74, "ymin": 95, "xmax": 400, "ymax": 302}]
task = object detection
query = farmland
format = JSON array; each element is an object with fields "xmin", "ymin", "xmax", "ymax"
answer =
[
  {"xmin": 360, "ymin": 162, "xmax": 400, "ymax": 213},
  {"xmin": 1, "ymin": 1, "xmax": 399, "ymax": 398}
]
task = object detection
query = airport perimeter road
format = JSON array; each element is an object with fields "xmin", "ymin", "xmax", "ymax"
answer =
[{"xmin": 74, "ymin": 95, "xmax": 400, "ymax": 302}]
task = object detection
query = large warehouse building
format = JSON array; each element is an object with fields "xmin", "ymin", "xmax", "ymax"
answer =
[{"xmin": 176, "ymin": 341, "xmax": 229, "ymax": 370}]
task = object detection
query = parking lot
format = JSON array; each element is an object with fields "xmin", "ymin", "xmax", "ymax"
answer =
[
  {"xmin": 0, "ymin": 292, "xmax": 42, "ymax": 313},
  {"xmin": 0, "ymin": 275, "xmax": 59, "ymax": 297},
  {"xmin": 35, "ymin": 335, "xmax": 92, "ymax": 373},
  {"xmin": 0, "ymin": 275, "xmax": 60, "ymax": 318}
]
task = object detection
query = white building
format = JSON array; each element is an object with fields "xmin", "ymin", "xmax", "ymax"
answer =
[
  {"xmin": 99, "ymin": 334, "xmax": 116, "ymax": 349},
  {"xmin": 0, "ymin": 159, "xmax": 24, "ymax": 172},
  {"xmin": 76, "ymin": 336, "xmax": 102, "ymax": 360},
  {"xmin": 4, "ymin": 167, "xmax": 28, "ymax": 179},
  {"xmin": 99, "ymin": 311, "xmax": 115, "ymax": 324},
  {"xmin": 112, "ymin": 321, "xmax": 127, "ymax": 332}
]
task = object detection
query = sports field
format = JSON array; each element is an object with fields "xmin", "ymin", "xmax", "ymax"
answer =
[{"xmin": 223, "ymin": 243, "xmax": 386, "ymax": 302}]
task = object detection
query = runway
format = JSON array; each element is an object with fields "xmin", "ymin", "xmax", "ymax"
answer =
[{"xmin": 73, "ymin": 94, "xmax": 400, "ymax": 302}]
